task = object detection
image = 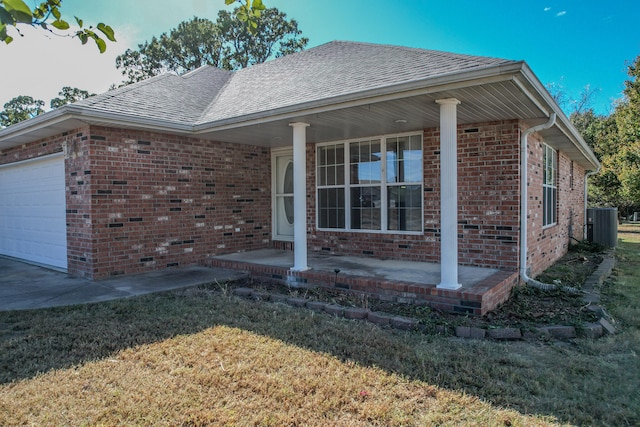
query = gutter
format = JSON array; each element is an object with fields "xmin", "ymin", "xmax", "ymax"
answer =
[
  {"xmin": 0, "ymin": 104, "xmax": 193, "ymax": 146},
  {"xmin": 519, "ymin": 113, "xmax": 568, "ymax": 291}
]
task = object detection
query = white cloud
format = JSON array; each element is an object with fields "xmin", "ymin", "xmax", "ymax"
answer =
[
  {"xmin": 0, "ymin": 25, "xmax": 132, "ymax": 110},
  {"xmin": 556, "ymin": 11, "xmax": 567, "ymax": 17},
  {"xmin": 544, "ymin": 7, "xmax": 552, "ymax": 12}
]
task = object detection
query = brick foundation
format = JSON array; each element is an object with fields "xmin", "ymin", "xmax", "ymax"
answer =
[{"xmin": 207, "ymin": 256, "xmax": 519, "ymax": 315}]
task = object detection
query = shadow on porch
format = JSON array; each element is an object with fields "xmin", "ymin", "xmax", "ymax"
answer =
[{"xmin": 207, "ymin": 249, "xmax": 519, "ymax": 315}]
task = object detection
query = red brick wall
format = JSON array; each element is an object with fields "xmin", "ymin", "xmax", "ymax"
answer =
[
  {"xmin": 80, "ymin": 126, "xmax": 272, "ymax": 279},
  {"xmin": 525, "ymin": 133, "xmax": 587, "ymax": 277},
  {"xmin": 2, "ymin": 126, "xmax": 272, "ymax": 279},
  {"xmin": 64, "ymin": 129, "xmax": 95, "ymax": 276},
  {"xmin": 308, "ymin": 120, "xmax": 522, "ymax": 270}
]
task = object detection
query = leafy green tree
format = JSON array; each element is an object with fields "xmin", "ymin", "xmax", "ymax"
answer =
[
  {"xmin": 574, "ymin": 54, "xmax": 640, "ymax": 215},
  {"xmin": 50, "ymin": 86, "xmax": 94, "ymax": 109},
  {"xmin": 116, "ymin": 6, "xmax": 307, "ymax": 84},
  {"xmin": 0, "ymin": 95, "xmax": 44, "ymax": 127},
  {"xmin": 574, "ymin": 111, "xmax": 623, "ymax": 207},
  {"xmin": 611, "ymin": 55, "xmax": 640, "ymax": 213},
  {"xmin": 116, "ymin": 17, "xmax": 223, "ymax": 83},
  {"xmin": 0, "ymin": 0, "xmax": 115, "ymax": 52},
  {"xmin": 218, "ymin": 7, "xmax": 307, "ymax": 69}
]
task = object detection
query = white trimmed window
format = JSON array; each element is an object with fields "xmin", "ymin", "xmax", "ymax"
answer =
[
  {"xmin": 543, "ymin": 143, "xmax": 557, "ymax": 227},
  {"xmin": 317, "ymin": 133, "xmax": 423, "ymax": 233}
]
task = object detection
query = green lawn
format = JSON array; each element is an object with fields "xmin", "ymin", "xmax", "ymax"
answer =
[{"xmin": 1, "ymin": 225, "xmax": 638, "ymax": 426}]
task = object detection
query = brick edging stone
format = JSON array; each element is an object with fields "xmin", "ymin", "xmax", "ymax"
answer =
[{"xmin": 230, "ymin": 251, "xmax": 617, "ymax": 341}]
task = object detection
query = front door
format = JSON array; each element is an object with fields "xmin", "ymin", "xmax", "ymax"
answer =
[{"xmin": 272, "ymin": 150, "xmax": 294, "ymax": 241}]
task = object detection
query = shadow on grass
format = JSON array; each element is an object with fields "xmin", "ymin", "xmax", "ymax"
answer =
[{"xmin": 2, "ymin": 237, "xmax": 639, "ymax": 426}]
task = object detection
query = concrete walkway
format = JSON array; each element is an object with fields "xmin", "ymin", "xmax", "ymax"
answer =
[{"xmin": 0, "ymin": 257, "xmax": 248, "ymax": 311}]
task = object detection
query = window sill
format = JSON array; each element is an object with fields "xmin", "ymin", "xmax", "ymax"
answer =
[{"xmin": 316, "ymin": 227, "xmax": 423, "ymax": 236}]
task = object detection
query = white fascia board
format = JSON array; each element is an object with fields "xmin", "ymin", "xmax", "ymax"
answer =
[
  {"xmin": 0, "ymin": 107, "xmax": 69, "ymax": 141},
  {"xmin": 0, "ymin": 104, "xmax": 194, "ymax": 148},
  {"xmin": 192, "ymin": 61, "xmax": 527, "ymax": 133}
]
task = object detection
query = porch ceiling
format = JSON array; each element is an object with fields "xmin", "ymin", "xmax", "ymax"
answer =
[{"xmin": 195, "ymin": 79, "xmax": 543, "ymax": 147}]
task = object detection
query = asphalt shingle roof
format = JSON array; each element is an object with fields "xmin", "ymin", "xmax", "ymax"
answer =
[
  {"xmin": 75, "ymin": 66, "xmax": 231, "ymax": 125},
  {"xmin": 198, "ymin": 41, "xmax": 514, "ymax": 125},
  {"xmin": 77, "ymin": 41, "xmax": 515, "ymax": 127}
]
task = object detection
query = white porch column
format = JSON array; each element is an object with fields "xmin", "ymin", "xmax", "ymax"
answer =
[
  {"xmin": 290, "ymin": 122, "xmax": 310, "ymax": 271},
  {"xmin": 436, "ymin": 98, "xmax": 462, "ymax": 290}
]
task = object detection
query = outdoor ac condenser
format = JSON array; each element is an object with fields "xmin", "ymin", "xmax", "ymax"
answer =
[{"xmin": 587, "ymin": 208, "xmax": 618, "ymax": 247}]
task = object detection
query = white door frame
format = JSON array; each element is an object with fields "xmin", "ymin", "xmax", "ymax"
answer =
[{"xmin": 271, "ymin": 147, "xmax": 294, "ymax": 241}]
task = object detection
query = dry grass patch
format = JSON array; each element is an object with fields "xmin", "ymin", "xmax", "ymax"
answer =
[
  {"xmin": 1, "ymin": 226, "xmax": 639, "ymax": 426},
  {"xmin": 1, "ymin": 325, "xmax": 555, "ymax": 426}
]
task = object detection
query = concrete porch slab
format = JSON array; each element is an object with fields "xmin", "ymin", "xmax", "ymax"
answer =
[
  {"xmin": 214, "ymin": 249, "xmax": 497, "ymax": 287},
  {"xmin": 209, "ymin": 249, "xmax": 520, "ymax": 315}
]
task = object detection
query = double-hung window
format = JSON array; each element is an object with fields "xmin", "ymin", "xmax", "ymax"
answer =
[
  {"xmin": 543, "ymin": 143, "xmax": 557, "ymax": 227},
  {"xmin": 317, "ymin": 133, "xmax": 423, "ymax": 233}
]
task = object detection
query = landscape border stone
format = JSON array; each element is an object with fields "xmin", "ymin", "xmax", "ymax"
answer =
[
  {"xmin": 306, "ymin": 301, "xmax": 328, "ymax": 312},
  {"xmin": 286, "ymin": 297, "xmax": 307, "ymax": 308},
  {"xmin": 323, "ymin": 304, "xmax": 345, "ymax": 317},
  {"xmin": 367, "ymin": 311, "xmax": 393, "ymax": 325},
  {"xmin": 229, "ymin": 250, "xmax": 616, "ymax": 341},
  {"xmin": 583, "ymin": 322, "xmax": 604, "ymax": 338},
  {"xmin": 537, "ymin": 325, "xmax": 577, "ymax": 339},
  {"xmin": 487, "ymin": 327, "xmax": 522, "ymax": 340},
  {"xmin": 344, "ymin": 307, "xmax": 370, "ymax": 320},
  {"xmin": 390, "ymin": 316, "xmax": 418, "ymax": 330}
]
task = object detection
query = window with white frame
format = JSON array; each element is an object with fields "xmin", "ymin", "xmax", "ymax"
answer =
[
  {"xmin": 317, "ymin": 133, "xmax": 423, "ymax": 233},
  {"xmin": 543, "ymin": 144, "xmax": 557, "ymax": 227}
]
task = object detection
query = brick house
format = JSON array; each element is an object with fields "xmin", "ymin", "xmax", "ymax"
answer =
[{"xmin": 0, "ymin": 41, "xmax": 599, "ymax": 312}]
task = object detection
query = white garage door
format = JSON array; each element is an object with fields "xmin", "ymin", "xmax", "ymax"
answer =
[{"xmin": 0, "ymin": 154, "xmax": 67, "ymax": 270}]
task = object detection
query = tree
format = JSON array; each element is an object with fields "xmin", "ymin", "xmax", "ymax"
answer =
[
  {"xmin": 115, "ymin": 6, "xmax": 307, "ymax": 84},
  {"xmin": 0, "ymin": 95, "xmax": 44, "ymax": 127},
  {"xmin": 50, "ymin": 86, "xmax": 94, "ymax": 109},
  {"xmin": 546, "ymin": 78, "xmax": 600, "ymax": 118},
  {"xmin": 575, "ymin": 54, "xmax": 640, "ymax": 215},
  {"xmin": 546, "ymin": 78, "xmax": 570, "ymax": 114},
  {"xmin": 217, "ymin": 7, "xmax": 307, "ymax": 70},
  {"xmin": 610, "ymin": 55, "xmax": 640, "ymax": 213},
  {"xmin": 0, "ymin": 0, "xmax": 115, "ymax": 52},
  {"xmin": 116, "ymin": 17, "xmax": 224, "ymax": 83},
  {"xmin": 0, "ymin": 87, "xmax": 94, "ymax": 127}
]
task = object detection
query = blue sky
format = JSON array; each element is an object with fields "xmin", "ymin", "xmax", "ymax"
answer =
[{"xmin": 1, "ymin": 0, "xmax": 638, "ymax": 115}]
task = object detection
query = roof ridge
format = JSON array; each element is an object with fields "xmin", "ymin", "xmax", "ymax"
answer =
[
  {"xmin": 196, "ymin": 68, "xmax": 237, "ymax": 123},
  {"xmin": 181, "ymin": 65, "xmax": 232, "ymax": 79},
  {"xmin": 338, "ymin": 40, "xmax": 512, "ymax": 62}
]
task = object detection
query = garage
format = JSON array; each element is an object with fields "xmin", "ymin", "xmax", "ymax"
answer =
[{"xmin": 0, "ymin": 154, "xmax": 67, "ymax": 270}]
